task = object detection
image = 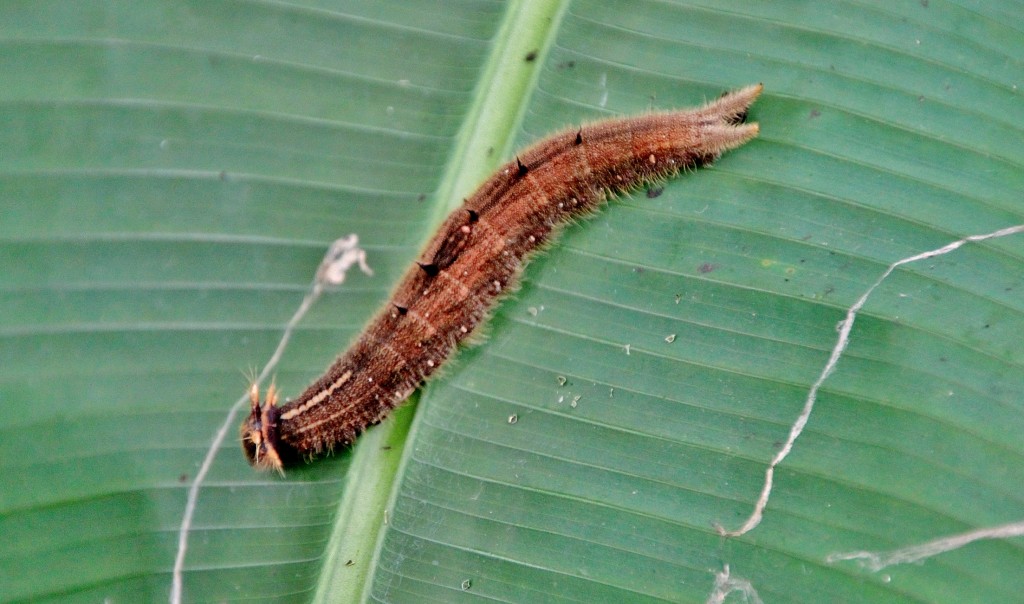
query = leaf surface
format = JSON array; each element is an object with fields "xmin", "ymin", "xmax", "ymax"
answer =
[{"xmin": 1, "ymin": 1, "xmax": 1022, "ymax": 603}]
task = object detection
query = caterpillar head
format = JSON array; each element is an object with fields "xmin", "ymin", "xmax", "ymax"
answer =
[{"xmin": 240, "ymin": 383, "xmax": 285, "ymax": 473}]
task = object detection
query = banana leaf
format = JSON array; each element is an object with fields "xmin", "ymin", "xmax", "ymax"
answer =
[{"xmin": 1, "ymin": 1, "xmax": 1022, "ymax": 602}]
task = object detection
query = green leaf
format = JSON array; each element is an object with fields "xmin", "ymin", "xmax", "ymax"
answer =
[{"xmin": 2, "ymin": 1, "xmax": 1022, "ymax": 603}]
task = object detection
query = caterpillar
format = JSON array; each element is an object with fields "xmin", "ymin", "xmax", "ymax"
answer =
[{"xmin": 242, "ymin": 84, "xmax": 762, "ymax": 471}]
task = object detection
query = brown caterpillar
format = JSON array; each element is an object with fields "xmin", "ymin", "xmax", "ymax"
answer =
[{"xmin": 242, "ymin": 84, "xmax": 762, "ymax": 471}]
